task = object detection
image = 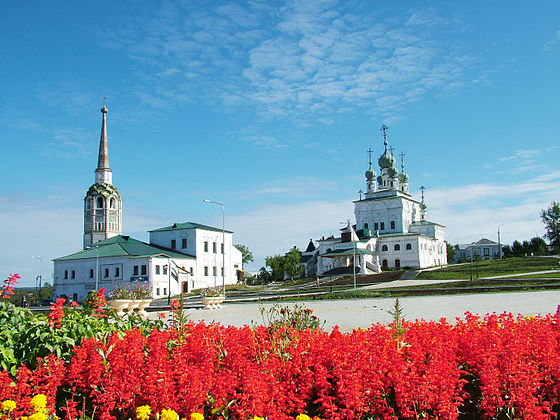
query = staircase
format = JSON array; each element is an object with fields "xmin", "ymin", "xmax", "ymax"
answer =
[{"xmin": 399, "ymin": 270, "xmax": 420, "ymax": 280}]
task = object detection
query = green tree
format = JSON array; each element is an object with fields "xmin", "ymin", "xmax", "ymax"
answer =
[
  {"xmin": 446, "ymin": 242, "xmax": 455, "ymax": 264},
  {"xmin": 541, "ymin": 202, "xmax": 560, "ymax": 253},
  {"xmin": 512, "ymin": 240, "xmax": 524, "ymax": 257},
  {"xmin": 283, "ymin": 247, "xmax": 303, "ymax": 280},
  {"xmin": 502, "ymin": 244, "xmax": 513, "ymax": 258},
  {"xmin": 265, "ymin": 254, "xmax": 286, "ymax": 282},
  {"xmin": 529, "ymin": 236, "xmax": 548, "ymax": 255},
  {"xmin": 234, "ymin": 244, "xmax": 254, "ymax": 265}
]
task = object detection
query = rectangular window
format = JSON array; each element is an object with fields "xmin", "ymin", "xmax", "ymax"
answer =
[
  {"xmin": 171, "ymin": 239, "xmax": 176, "ymax": 249},
  {"xmin": 155, "ymin": 265, "xmax": 160, "ymax": 275},
  {"xmin": 64, "ymin": 270, "xmax": 68, "ymax": 279},
  {"xmin": 115, "ymin": 267, "xmax": 120, "ymax": 277},
  {"xmin": 213, "ymin": 242, "xmax": 217, "ymax": 253},
  {"xmin": 163, "ymin": 288, "xmax": 167, "ymax": 296},
  {"xmin": 204, "ymin": 266, "xmax": 209, "ymax": 276},
  {"xmin": 156, "ymin": 288, "xmax": 160, "ymax": 296},
  {"xmin": 104, "ymin": 268, "xmax": 109, "ymax": 278},
  {"xmin": 391, "ymin": 221, "xmax": 395, "ymax": 229},
  {"xmin": 133, "ymin": 265, "xmax": 139, "ymax": 275},
  {"xmin": 71, "ymin": 270, "xmax": 75, "ymax": 279},
  {"xmin": 163, "ymin": 265, "xmax": 168, "ymax": 275},
  {"xmin": 204, "ymin": 241, "xmax": 208, "ymax": 252},
  {"xmin": 141, "ymin": 265, "xmax": 147, "ymax": 275},
  {"xmin": 89, "ymin": 269, "xmax": 94, "ymax": 278},
  {"xmin": 213, "ymin": 266, "xmax": 217, "ymax": 276},
  {"xmin": 221, "ymin": 267, "xmax": 224, "ymax": 276},
  {"xmin": 380, "ymin": 222, "xmax": 385, "ymax": 230},
  {"xmin": 484, "ymin": 248, "xmax": 490, "ymax": 256},
  {"xmin": 190, "ymin": 267, "xmax": 193, "ymax": 275},
  {"xmin": 182, "ymin": 238, "xmax": 187, "ymax": 248},
  {"xmin": 374, "ymin": 222, "xmax": 379, "ymax": 231},
  {"xmin": 221, "ymin": 243, "xmax": 224, "ymax": 254}
]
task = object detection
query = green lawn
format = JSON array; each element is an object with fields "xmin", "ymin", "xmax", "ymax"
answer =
[{"xmin": 417, "ymin": 257, "xmax": 560, "ymax": 280}]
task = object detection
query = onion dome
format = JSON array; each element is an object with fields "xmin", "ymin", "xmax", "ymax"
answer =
[
  {"xmin": 378, "ymin": 147, "xmax": 396, "ymax": 169},
  {"xmin": 365, "ymin": 166, "xmax": 376, "ymax": 180},
  {"xmin": 377, "ymin": 175, "xmax": 383, "ymax": 184},
  {"xmin": 420, "ymin": 201, "xmax": 427, "ymax": 211},
  {"xmin": 398, "ymin": 171, "xmax": 409, "ymax": 183},
  {"xmin": 387, "ymin": 166, "xmax": 399, "ymax": 178}
]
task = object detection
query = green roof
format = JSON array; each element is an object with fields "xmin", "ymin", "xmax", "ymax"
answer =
[
  {"xmin": 149, "ymin": 221, "xmax": 232, "ymax": 234},
  {"xmin": 410, "ymin": 220, "xmax": 445, "ymax": 227},
  {"xmin": 54, "ymin": 235, "xmax": 195, "ymax": 261},
  {"xmin": 322, "ymin": 248, "xmax": 376, "ymax": 257}
]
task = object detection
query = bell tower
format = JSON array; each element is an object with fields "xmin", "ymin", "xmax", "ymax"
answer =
[{"xmin": 83, "ymin": 101, "xmax": 122, "ymax": 248}]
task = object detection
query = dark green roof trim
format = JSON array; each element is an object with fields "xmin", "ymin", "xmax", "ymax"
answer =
[
  {"xmin": 54, "ymin": 235, "xmax": 195, "ymax": 261},
  {"xmin": 410, "ymin": 220, "xmax": 445, "ymax": 227},
  {"xmin": 149, "ymin": 221, "xmax": 233, "ymax": 234},
  {"xmin": 322, "ymin": 248, "xmax": 376, "ymax": 257}
]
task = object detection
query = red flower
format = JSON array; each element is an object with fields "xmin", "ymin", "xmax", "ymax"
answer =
[
  {"xmin": 48, "ymin": 298, "xmax": 66, "ymax": 328},
  {"xmin": 2, "ymin": 273, "xmax": 20, "ymax": 299}
]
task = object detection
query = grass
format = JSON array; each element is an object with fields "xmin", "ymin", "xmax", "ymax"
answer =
[{"xmin": 417, "ymin": 257, "xmax": 560, "ymax": 280}]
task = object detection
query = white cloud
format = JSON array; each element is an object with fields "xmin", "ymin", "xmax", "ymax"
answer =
[{"xmin": 94, "ymin": 2, "xmax": 477, "ymax": 130}]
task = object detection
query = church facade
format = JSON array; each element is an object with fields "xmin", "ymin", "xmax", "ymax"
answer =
[
  {"xmin": 53, "ymin": 104, "xmax": 242, "ymax": 303},
  {"xmin": 302, "ymin": 126, "xmax": 446, "ymax": 277}
]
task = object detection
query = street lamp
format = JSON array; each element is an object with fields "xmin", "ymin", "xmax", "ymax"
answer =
[
  {"xmin": 32, "ymin": 256, "xmax": 42, "ymax": 304},
  {"xmin": 86, "ymin": 246, "xmax": 100, "ymax": 290},
  {"xmin": 497, "ymin": 223, "xmax": 506, "ymax": 259},
  {"xmin": 164, "ymin": 259, "xmax": 171, "ymax": 304},
  {"xmin": 340, "ymin": 221, "xmax": 357, "ymax": 290},
  {"xmin": 203, "ymin": 199, "xmax": 225, "ymax": 296}
]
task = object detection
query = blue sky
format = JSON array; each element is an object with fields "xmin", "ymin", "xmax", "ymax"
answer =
[{"xmin": 2, "ymin": 1, "xmax": 559, "ymax": 286}]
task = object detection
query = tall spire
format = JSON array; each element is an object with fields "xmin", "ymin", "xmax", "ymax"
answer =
[
  {"xmin": 381, "ymin": 124, "xmax": 388, "ymax": 149},
  {"xmin": 95, "ymin": 99, "xmax": 113, "ymax": 184}
]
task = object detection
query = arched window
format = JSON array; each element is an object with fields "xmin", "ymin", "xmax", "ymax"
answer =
[
  {"xmin": 96, "ymin": 196, "xmax": 104, "ymax": 208},
  {"xmin": 406, "ymin": 243, "xmax": 412, "ymax": 250},
  {"xmin": 382, "ymin": 244, "xmax": 388, "ymax": 252},
  {"xmin": 395, "ymin": 259, "xmax": 401, "ymax": 268},
  {"xmin": 382, "ymin": 259, "xmax": 388, "ymax": 269},
  {"xmin": 86, "ymin": 198, "xmax": 92, "ymax": 209},
  {"xmin": 391, "ymin": 221, "xmax": 395, "ymax": 229},
  {"xmin": 394, "ymin": 244, "xmax": 400, "ymax": 251},
  {"xmin": 364, "ymin": 223, "xmax": 369, "ymax": 230},
  {"xmin": 110, "ymin": 197, "xmax": 116, "ymax": 208}
]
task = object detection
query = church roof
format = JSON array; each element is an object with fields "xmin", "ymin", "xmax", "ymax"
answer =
[
  {"xmin": 410, "ymin": 220, "xmax": 445, "ymax": 228},
  {"xmin": 149, "ymin": 221, "xmax": 233, "ymax": 234},
  {"xmin": 54, "ymin": 235, "xmax": 195, "ymax": 261},
  {"xmin": 305, "ymin": 239, "xmax": 316, "ymax": 252},
  {"xmin": 322, "ymin": 248, "xmax": 376, "ymax": 257}
]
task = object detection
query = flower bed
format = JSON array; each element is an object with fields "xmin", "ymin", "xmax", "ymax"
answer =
[{"xmin": 1, "ymin": 277, "xmax": 559, "ymax": 419}]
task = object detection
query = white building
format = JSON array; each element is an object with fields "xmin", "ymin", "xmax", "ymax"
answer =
[
  {"xmin": 308, "ymin": 125, "xmax": 447, "ymax": 276},
  {"xmin": 453, "ymin": 238, "xmax": 501, "ymax": 262},
  {"xmin": 53, "ymin": 104, "xmax": 242, "ymax": 302}
]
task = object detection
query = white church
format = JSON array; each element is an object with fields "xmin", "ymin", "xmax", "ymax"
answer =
[
  {"xmin": 301, "ymin": 125, "xmax": 447, "ymax": 277},
  {"xmin": 53, "ymin": 103, "xmax": 242, "ymax": 303}
]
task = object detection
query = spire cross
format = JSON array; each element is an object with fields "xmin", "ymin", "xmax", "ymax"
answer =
[
  {"xmin": 399, "ymin": 151, "xmax": 406, "ymax": 169},
  {"xmin": 388, "ymin": 145, "xmax": 395, "ymax": 155},
  {"xmin": 380, "ymin": 124, "xmax": 388, "ymax": 139},
  {"xmin": 366, "ymin": 148, "xmax": 373, "ymax": 165},
  {"xmin": 420, "ymin": 185, "xmax": 426, "ymax": 202}
]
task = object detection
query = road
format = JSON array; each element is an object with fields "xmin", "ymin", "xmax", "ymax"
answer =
[{"xmin": 176, "ymin": 290, "xmax": 560, "ymax": 332}]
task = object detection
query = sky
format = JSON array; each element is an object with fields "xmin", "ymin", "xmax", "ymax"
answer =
[{"xmin": 1, "ymin": 1, "xmax": 559, "ymax": 287}]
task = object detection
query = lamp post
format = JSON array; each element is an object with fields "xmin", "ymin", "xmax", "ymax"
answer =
[
  {"xmin": 86, "ymin": 246, "xmax": 100, "ymax": 290},
  {"xmin": 165, "ymin": 259, "xmax": 171, "ymax": 304},
  {"xmin": 340, "ymin": 221, "xmax": 357, "ymax": 290},
  {"xmin": 497, "ymin": 223, "xmax": 506, "ymax": 260},
  {"xmin": 204, "ymin": 199, "xmax": 225, "ymax": 296},
  {"xmin": 32, "ymin": 256, "xmax": 42, "ymax": 303}
]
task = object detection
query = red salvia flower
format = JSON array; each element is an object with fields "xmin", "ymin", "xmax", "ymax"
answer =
[
  {"xmin": 2, "ymin": 273, "xmax": 20, "ymax": 299},
  {"xmin": 48, "ymin": 298, "xmax": 65, "ymax": 328}
]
